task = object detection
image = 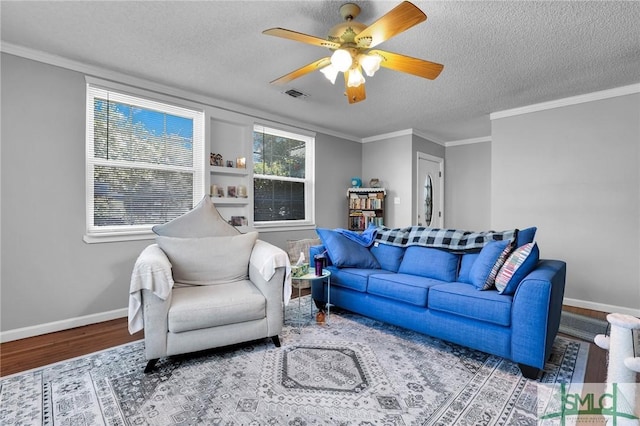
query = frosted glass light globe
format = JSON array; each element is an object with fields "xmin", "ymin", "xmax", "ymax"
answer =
[{"xmin": 331, "ymin": 49, "xmax": 353, "ymax": 72}]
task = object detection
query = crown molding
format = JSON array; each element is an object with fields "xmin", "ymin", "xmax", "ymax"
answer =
[
  {"xmin": 490, "ymin": 83, "xmax": 640, "ymax": 120},
  {"xmin": 445, "ymin": 136, "xmax": 492, "ymax": 147},
  {"xmin": 361, "ymin": 128, "xmax": 447, "ymax": 146},
  {"xmin": 1, "ymin": 42, "xmax": 361, "ymax": 143}
]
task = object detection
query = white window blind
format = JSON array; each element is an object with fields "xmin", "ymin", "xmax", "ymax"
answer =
[{"xmin": 85, "ymin": 83, "xmax": 204, "ymax": 242}]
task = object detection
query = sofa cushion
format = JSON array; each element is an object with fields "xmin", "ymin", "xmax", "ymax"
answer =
[
  {"xmin": 327, "ymin": 266, "xmax": 392, "ymax": 293},
  {"xmin": 368, "ymin": 273, "xmax": 443, "ymax": 307},
  {"xmin": 398, "ymin": 247, "xmax": 459, "ymax": 282},
  {"xmin": 157, "ymin": 232, "xmax": 258, "ymax": 285},
  {"xmin": 468, "ymin": 239, "xmax": 511, "ymax": 289},
  {"xmin": 316, "ymin": 228, "xmax": 380, "ymax": 269},
  {"xmin": 495, "ymin": 243, "xmax": 540, "ymax": 295},
  {"xmin": 517, "ymin": 227, "xmax": 537, "ymax": 246},
  {"xmin": 457, "ymin": 252, "xmax": 479, "ymax": 284},
  {"xmin": 168, "ymin": 280, "xmax": 265, "ymax": 333},
  {"xmin": 370, "ymin": 242, "xmax": 405, "ymax": 272},
  {"xmin": 428, "ymin": 282, "xmax": 513, "ymax": 326},
  {"xmin": 152, "ymin": 195, "xmax": 239, "ymax": 237}
]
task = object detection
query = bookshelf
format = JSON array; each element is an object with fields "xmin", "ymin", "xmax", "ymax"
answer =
[{"xmin": 347, "ymin": 188, "xmax": 386, "ymax": 231}]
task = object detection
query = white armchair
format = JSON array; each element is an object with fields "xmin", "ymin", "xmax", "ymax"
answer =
[{"xmin": 128, "ymin": 197, "xmax": 291, "ymax": 372}]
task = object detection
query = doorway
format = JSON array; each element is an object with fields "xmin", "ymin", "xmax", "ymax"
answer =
[{"xmin": 415, "ymin": 152, "xmax": 444, "ymax": 228}]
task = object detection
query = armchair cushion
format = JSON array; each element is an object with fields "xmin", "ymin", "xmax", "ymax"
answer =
[
  {"xmin": 157, "ymin": 232, "xmax": 258, "ymax": 285},
  {"xmin": 152, "ymin": 195, "xmax": 239, "ymax": 237},
  {"xmin": 168, "ymin": 281, "xmax": 266, "ymax": 333}
]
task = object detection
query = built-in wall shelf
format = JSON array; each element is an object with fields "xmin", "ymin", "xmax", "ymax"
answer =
[
  {"xmin": 210, "ymin": 166, "xmax": 249, "ymax": 176},
  {"xmin": 210, "ymin": 196, "xmax": 249, "ymax": 206}
]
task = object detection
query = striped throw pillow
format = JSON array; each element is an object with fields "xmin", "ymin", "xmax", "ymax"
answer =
[{"xmin": 495, "ymin": 243, "xmax": 539, "ymax": 294}]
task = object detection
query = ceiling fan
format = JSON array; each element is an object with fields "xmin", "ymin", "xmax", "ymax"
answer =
[{"xmin": 263, "ymin": 1, "xmax": 444, "ymax": 104}]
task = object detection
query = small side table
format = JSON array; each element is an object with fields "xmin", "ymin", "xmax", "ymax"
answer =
[{"xmin": 292, "ymin": 269, "xmax": 331, "ymax": 326}]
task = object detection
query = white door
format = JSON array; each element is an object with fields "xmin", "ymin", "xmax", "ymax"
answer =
[{"xmin": 416, "ymin": 153, "xmax": 444, "ymax": 228}]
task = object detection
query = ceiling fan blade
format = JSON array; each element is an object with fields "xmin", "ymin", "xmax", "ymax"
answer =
[
  {"xmin": 355, "ymin": 1, "xmax": 426, "ymax": 49},
  {"xmin": 269, "ymin": 57, "xmax": 331, "ymax": 85},
  {"xmin": 343, "ymin": 71, "xmax": 366, "ymax": 104},
  {"xmin": 370, "ymin": 50, "xmax": 444, "ymax": 80},
  {"xmin": 263, "ymin": 28, "xmax": 340, "ymax": 49}
]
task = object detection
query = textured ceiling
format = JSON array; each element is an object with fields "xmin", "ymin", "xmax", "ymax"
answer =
[{"xmin": 2, "ymin": 1, "xmax": 639, "ymax": 142}]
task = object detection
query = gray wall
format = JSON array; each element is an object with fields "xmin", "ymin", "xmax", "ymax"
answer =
[
  {"xmin": 0, "ymin": 53, "xmax": 361, "ymax": 333},
  {"xmin": 1, "ymin": 54, "xmax": 152, "ymax": 331},
  {"xmin": 444, "ymin": 142, "xmax": 492, "ymax": 230},
  {"xmin": 491, "ymin": 94, "xmax": 640, "ymax": 313},
  {"xmin": 362, "ymin": 134, "xmax": 412, "ymax": 227}
]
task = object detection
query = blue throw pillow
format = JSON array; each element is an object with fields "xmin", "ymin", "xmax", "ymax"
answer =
[
  {"xmin": 495, "ymin": 243, "xmax": 540, "ymax": 294},
  {"xmin": 370, "ymin": 242, "xmax": 405, "ymax": 272},
  {"xmin": 469, "ymin": 239, "xmax": 511, "ymax": 289},
  {"xmin": 316, "ymin": 228, "xmax": 380, "ymax": 269},
  {"xmin": 398, "ymin": 246, "xmax": 460, "ymax": 282}
]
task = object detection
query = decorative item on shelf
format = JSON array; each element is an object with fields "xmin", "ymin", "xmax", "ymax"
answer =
[
  {"xmin": 217, "ymin": 187, "xmax": 225, "ymax": 197},
  {"xmin": 230, "ymin": 216, "xmax": 248, "ymax": 227},
  {"xmin": 236, "ymin": 157, "xmax": 246, "ymax": 169},
  {"xmin": 237, "ymin": 185, "xmax": 248, "ymax": 198},
  {"xmin": 210, "ymin": 184, "xmax": 219, "ymax": 197},
  {"xmin": 227, "ymin": 186, "xmax": 237, "ymax": 197},
  {"xmin": 369, "ymin": 178, "xmax": 380, "ymax": 188},
  {"xmin": 351, "ymin": 177, "xmax": 362, "ymax": 188},
  {"xmin": 226, "ymin": 160, "xmax": 234, "ymax": 168},
  {"xmin": 211, "ymin": 153, "xmax": 223, "ymax": 167}
]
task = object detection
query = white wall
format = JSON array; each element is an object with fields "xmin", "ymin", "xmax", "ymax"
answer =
[
  {"xmin": 491, "ymin": 93, "xmax": 640, "ymax": 314},
  {"xmin": 444, "ymin": 141, "xmax": 492, "ymax": 230}
]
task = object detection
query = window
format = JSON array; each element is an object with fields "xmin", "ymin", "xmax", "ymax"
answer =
[
  {"xmin": 85, "ymin": 80, "xmax": 205, "ymax": 242},
  {"xmin": 253, "ymin": 125, "xmax": 315, "ymax": 228}
]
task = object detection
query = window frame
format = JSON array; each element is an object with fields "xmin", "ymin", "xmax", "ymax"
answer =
[
  {"xmin": 252, "ymin": 124, "xmax": 316, "ymax": 231},
  {"xmin": 84, "ymin": 78, "xmax": 205, "ymax": 243}
]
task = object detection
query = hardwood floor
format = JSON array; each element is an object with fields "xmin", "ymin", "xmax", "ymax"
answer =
[{"xmin": 1, "ymin": 300, "xmax": 608, "ymax": 382}]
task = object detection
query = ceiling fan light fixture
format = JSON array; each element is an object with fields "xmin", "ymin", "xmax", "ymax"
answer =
[
  {"xmin": 359, "ymin": 53, "xmax": 382, "ymax": 77},
  {"xmin": 320, "ymin": 64, "xmax": 339, "ymax": 84},
  {"xmin": 347, "ymin": 67, "xmax": 366, "ymax": 88},
  {"xmin": 331, "ymin": 49, "xmax": 353, "ymax": 72}
]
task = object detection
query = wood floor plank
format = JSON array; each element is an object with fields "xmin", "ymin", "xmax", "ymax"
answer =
[{"xmin": 1, "ymin": 303, "xmax": 607, "ymax": 383}]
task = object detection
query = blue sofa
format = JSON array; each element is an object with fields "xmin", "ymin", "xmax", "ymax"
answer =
[{"xmin": 310, "ymin": 227, "xmax": 566, "ymax": 379}]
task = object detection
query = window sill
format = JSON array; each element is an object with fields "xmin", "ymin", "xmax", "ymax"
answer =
[
  {"xmin": 83, "ymin": 231, "xmax": 156, "ymax": 244},
  {"xmin": 253, "ymin": 223, "xmax": 317, "ymax": 233}
]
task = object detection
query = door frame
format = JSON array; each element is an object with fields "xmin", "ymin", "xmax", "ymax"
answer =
[{"xmin": 416, "ymin": 152, "xmax": 444, "ymax": 227}]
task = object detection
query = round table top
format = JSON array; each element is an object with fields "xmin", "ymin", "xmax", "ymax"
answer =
[{"xmin": 295, "ymin": 269, "xmax": 331, "ymax": 280}]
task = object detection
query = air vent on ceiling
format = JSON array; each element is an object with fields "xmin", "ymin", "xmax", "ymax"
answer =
[{"xmin": 283, "ymin": 89, "xmax": 309, "ymax": 99}]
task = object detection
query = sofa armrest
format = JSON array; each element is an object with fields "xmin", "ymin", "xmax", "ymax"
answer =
[
  {"xmin": 511, "ymin": 259, "xmax": 567, "ymax": 369},
  {"xmin": 250, "ymin": 264, "xmax": 286, "ymax": 337},
  {"xmin": 141, "ymin": 288, "xmax": 172, "ymax": 360}
]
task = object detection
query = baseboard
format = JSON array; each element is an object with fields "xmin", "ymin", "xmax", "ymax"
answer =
[
  {"xmin": 563, "ymin": 297, "xmax": 640, "ymax": 317},
  {"xmin": 0, "ymin": 308, "xmax": 128, "ymax": 343}
]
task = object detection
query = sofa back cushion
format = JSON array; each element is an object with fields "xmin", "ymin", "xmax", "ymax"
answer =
[
  {"xmin": 457, "ymin": 252, "xmax": 480, "ymax": 284},
  {"xmin": 398, "ymin": 246, "xmax": 460, "ymax": 282},
  {"xmin": 517, "ymin": 227, "xmax": 537, "ymax": 246},
  {"xmin": 370, "ymin": 242, "xmax": 405, "ymax": 272}
]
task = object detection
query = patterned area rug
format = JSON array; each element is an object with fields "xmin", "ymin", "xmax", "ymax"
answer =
[{"xmin": 1, "ymin": 296, "xmax": 588, "ymax": 425}]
